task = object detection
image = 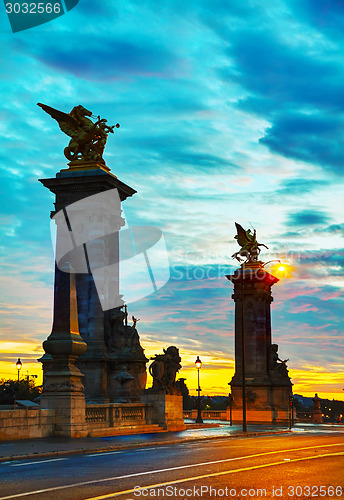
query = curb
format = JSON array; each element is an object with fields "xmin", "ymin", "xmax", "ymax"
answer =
[{"xmin": 0, "ymin": 430, "xmax": 291, "ymax": 463}]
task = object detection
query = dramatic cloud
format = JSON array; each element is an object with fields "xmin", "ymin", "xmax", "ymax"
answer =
[
  {"xmin": 211, "ymin": 3, "xmax": 344, "ymax": 174},
  {"xmin": 287, "ymin": 209, "xmax": 330, "ymax": 227}
]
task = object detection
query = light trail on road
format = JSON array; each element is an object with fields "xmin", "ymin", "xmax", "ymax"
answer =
[
  {"xmin": 83, "ymin": 451, "xmax": 344, "ymax": 500},
  {"xmin": 0, "ymin": 440, "xmax": 343, "ymax": 500}
]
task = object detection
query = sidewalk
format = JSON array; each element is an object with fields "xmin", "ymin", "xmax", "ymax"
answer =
[{"xmin": 0, "ymin": 421, "xmax": 291, "ymax": 463}]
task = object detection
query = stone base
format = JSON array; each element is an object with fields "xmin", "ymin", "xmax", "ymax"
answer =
[
  {"xmin": 63, "ymin": 160, "xmax": 112, "ymax": 174},
  {"xmin": 141, "ymin": 394, "xmax": 186, "ymax": 431},
  {"xmin": 312, "ymin": 411, "xmax": 322, "ymax": 424},
  {"xmin": 228, "ymin": 383, "xmax": 292, "ymax": 424},
  {"xmin": 41, "ymin": 391, "xmax": 87, "ymax": 438},
  {"xmin": 231, "ymin": 383, "xmax": 291, "ymax": 411},
  {"xmin": 227, "ymin": 407, "xmax": 290, "ymax": 424}
]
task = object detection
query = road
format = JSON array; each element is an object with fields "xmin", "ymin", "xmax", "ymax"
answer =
[{"xmin": 0, "ymin": 429, "xmax": 343, "ymax": 499}]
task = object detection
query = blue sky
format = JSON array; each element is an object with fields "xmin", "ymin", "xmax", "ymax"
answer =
[{"xmin": 0, "ymin": 0, "xmax": 343, "ymax": 397}]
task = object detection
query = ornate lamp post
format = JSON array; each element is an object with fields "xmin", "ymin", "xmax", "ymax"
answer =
[
  {"xmin": 195, "ymin": 356, "xmax": 203, "ymax": 424},
  {"xmin": 16, "ymin": 358, "xmax": 22, "ymax": 382}
]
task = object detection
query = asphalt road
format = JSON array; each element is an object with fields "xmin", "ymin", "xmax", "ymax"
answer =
[{"xmin": 0, "ymin": 429, "xmax": 343, "ymax": 500}]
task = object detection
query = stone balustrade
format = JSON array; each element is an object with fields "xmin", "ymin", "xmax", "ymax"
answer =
[
  {"xmin": 86, "ymin": 403, "xmax": 147, "ymax": 428},
  {"xmin": 183, "ymin": 409, "xmax": 227, "ymax": 420},
  {"xmin": 0, "ymin": 403, "xmax": 149, "ymax": 441}
]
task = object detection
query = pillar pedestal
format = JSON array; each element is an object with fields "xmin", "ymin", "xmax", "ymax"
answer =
[
  {"xmin": 40, "ymin": 264, "xmax": 88, "ymax": 437},
  {"xmin": 39, "ymin": 165, "xmax": 137, "ymax": 403},
  {"xmin": 141, "ymin": 394, "xmax": 186, "ymax": 431},
  {"xmin": 226, "ymin": 263, "xmax": 292, "ymax": 424}
]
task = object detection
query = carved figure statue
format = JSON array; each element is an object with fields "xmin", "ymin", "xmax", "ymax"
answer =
[
  {"xmin": 132, "ymin": 316, "xmax": 140, "ymax": 328},
  {"xmin": 231, "ymin": 222, "xmax": 268, "ymax": 263},
  {"xmin": 108, "ymin": 307, "xmax": 127, "ymax": 350},
  {"xmin": 106, "ymin": 306, "xmax": 144, "ymax": 356},
  {"xmin": 37, "ymin": 103, "xmax": 120, "ymax": 164},
  {"xmin": 149, "ymin": 346, "xmax": 182, "ymax": 394},
  {"xmin": 268, "ymin": 344, "xmax": 289, "ymax": 378}
]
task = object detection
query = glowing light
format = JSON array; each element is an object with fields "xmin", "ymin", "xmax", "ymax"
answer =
[{"xmin": 269, "ymin": 261, "xmax": 295, "ymax": 280}]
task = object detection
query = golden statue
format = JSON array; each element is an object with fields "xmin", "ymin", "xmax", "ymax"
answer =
[
  {"xmin": 232, "ymin": 222, "xmax": 268, "ymax": 264},
  {"xmin": 37, "ymin": 103, "xmax": 119, "ymax": 164}
]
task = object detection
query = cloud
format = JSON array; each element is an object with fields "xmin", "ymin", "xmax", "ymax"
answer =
[
  {"xmin": 210, "ymin": 4, "xmax": 344, "ymax": 174},
  {"xmin": 290, "ymin": 0, "xmax": 344, "ymax": 41},
  {"xmin": 33, "ymin": 36, "xmax": 181, "ymax": 81},
  {"xmin": 286, "ymin": 209, "xmax": 330, "ymax": 226},
  {"xmin": 277, "ymin": 178, "xmax": 330, "ymax": 196},
  {"xmin": 260, "ymin": 112, "xmax": 343, "ymax": 172},
  {"xmin": 315, "ymin": 223, "xmax": 344, "ymax": 236},
  {"xmin": 299, "ymin": 249, "xmax": 344, "ymax": 268}
]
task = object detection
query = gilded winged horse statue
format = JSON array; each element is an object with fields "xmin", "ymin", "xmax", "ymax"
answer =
[
  {"xmin": 231, "ymin": 222, "xmax": 268, "ymax": 263},
  {"xmin": 37, "ymin": 103, "xmax": 119, "ymax": 163}
]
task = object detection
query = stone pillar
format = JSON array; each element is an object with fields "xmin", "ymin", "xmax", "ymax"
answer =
[
  {"xmin": 39, "ymin": 162, "xmax": 136, "ymax": 403},
  {"xmin": 40, "ymin": 263, "xmax": 88, "ymax": 437},
  {"xmin": 312, "ymin": 393, "xmax": 322, "ymax": 423},
  {"xmin": 226, "ymin": 263, "xmax": 292, "ymax": 424}
]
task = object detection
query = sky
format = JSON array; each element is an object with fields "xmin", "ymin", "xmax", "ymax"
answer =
[{"xmin": 0, "ymin": 0, "xmax": 343, "ymax": 399}]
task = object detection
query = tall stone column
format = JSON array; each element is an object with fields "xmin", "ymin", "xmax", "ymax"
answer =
[
  {"xmin": 226, "ymin": 263, "xmax": 292, "ymax": 423},
  {"xmin": 40, "ymin": 263, "xmax": 88, "ymax": 437},
  {"xmin": 39, "ymin": 162, "xmax": 136, "ymax": 403}
]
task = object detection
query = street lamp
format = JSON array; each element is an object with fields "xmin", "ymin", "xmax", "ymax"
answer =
[
  {"xmin": 16, "ymin": 358, "xmax": 22, "ymax": 382},
  {"xmin": 195, "ymin": 356, "xmax": 203, "ymax": 423},
  {"xmin": 240, "ymin": 270, "xmax": 247, "ymax": 432},
  {"xmin": 228, "ymin": 383, "xmax": 233, "ymax": 426}
]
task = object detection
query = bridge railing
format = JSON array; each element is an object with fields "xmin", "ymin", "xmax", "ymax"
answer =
[
  {"xmin": 183, "ymin": 409, "xmax": 227, "ymax": 420},
  {"xmin": 86, "ymin": 403, "xmax": 148, "ymax": 428}
]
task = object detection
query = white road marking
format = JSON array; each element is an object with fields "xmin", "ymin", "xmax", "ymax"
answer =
[
  {"xmin": 0, "ymin": 442, "xmax": 343, "ymax": 500},
  {"xmin": 83, "ymin": 451, "xmax": 344, "ymax": 500},
  {"xmin": 135, "ymin": 448, "xmax": 158, "ymax": 452},
  {"xmin": 87, "ymin": 446, "xmax": 165, "ymax": 457},
  {"xmin": 87, "ymin": 452, "xmax": 124, "ymax": 457},
  {"xmin": 10, "ymin": 458, "xmax": 67, "ymax": 467}
]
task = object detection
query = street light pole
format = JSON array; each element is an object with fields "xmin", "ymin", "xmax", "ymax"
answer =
[
  {"xmin": 228, "ymin": 390, "xmax": 233, "ymax": 426},
  {"xmin": 241, "ymin": 270, "xmax": 247, "ymax": 432},
  {"xmin": 16, "ymin": 358, "xmax": 22, "ymax": 382},
  {"xmin": 195, "ymin": 356, "xmax": 203, "ymax": 424}
]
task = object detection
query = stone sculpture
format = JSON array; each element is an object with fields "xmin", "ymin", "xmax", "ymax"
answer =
[
  {"xmin": 104, "ymin": 305, "xmax": 147, "ymax": 402},
  {"xmin": 268, "ymin": 344, "xmax": 289, "ymax": 378},
  {"xmin": 149, "ymin": 346, "xmax": 182, "ymax": 394},
  {"xmin": 232, "ymin": 222, "xmax": 268, "ymax": 263},
  {"xmin": 37, "ymin": 103, "xmax": 119, "ymax": 164},
  {"xmin": 106, "ymin": 306, "xmax": 143, "ymax": 355}
]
